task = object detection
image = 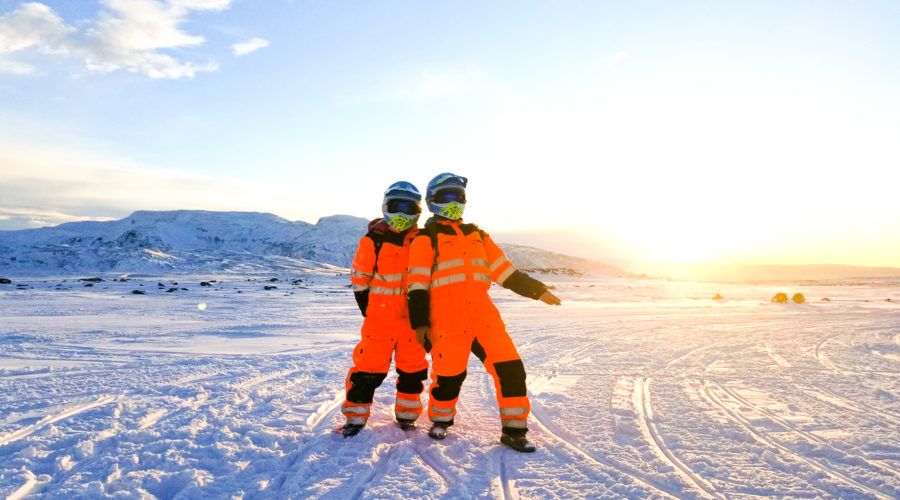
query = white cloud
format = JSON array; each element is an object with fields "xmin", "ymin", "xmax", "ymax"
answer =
[
  {"xmin": 0, "ymin": 2, "xmax": 74, "ymax": 74},
  {"xmin": 231, "ymin": 37, "xmax": 269, "ymax": 56},
  {"xmin": 0, "ymin": 0, "xmax": 262, "ymax": 79}
]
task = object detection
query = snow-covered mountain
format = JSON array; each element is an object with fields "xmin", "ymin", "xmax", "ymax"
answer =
[{"xmin": 0, "ymin": 210, "xmax": 625, "ymax": 277}]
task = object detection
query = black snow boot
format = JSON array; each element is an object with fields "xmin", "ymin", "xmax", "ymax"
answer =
[
  {"xmin": 428, "ymin": 422, "xmax": 451, "ymax": 440},
  {"xmin": 500, "ymin": 432, "xmax": 536, "ymax": 453},
  {"xmin": 340, "ymin": 423, "xmax": 364, "ymax": 438},
  {"xmin": 396, "ymin": 418, "xmax": 418, "ymax": 431}
]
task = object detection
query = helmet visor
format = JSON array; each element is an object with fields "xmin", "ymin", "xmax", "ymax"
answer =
[
  {"xmin": 434, "ymin": 188, "xmax": 466, "ymax": 204},
  {"xmin": 386, "ymin": 199, "xmax": 421, "ymax": 215}
]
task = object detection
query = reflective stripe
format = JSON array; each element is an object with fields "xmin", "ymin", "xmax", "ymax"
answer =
[
  {"xmin": 431, "ymin": 414, "xmax": 454, "ymax": 422},
  {"xmin": 395, "ymin": 411, "xmax": 419, "ymax": 420},
  {"xmin": 499, "ymin": 406, "xmax": 529, "ymax": 416},
  {"xmin": 370, "ymin": 286, "xmax": 404, "ymax": 295},
  {"xmin": 501, "ymin": 419, "xmax": 528, "ymax": 429},
  {"xmin": 351, "ymin": 269, "xmax": 373, "ymax": 279},
  {"xmin": 432, "ymin": 274, "xmax": 466, "ymax": 287},
  {"xmin": 489, "ymin": 256, "xmax": 508, "ymax": 272},
  {"xmin": 395, "ymin": 398, "xmax": 423, "ymax": 409},
  {"xmin": 471, "ymin": 258, "xmax": 489, "ymax": 268},
  {"xmin": 342, "ymin": 406, "xmax": 369, "ymax": 416},
  {"xmin": 374, "ymin": 272, "xmax": 404, "ymax": 282},
  {"xmin": 497, "ymin": 265, "xmax": 516, "ymax": 285},
  {"xmin": 473, "ymin": 273, "xmax": 491, "ymax": 283},
  {"xmin": 407, "ymin": 282, "xmax": 429, "ymax": 292},
  {"xmin": 346, "ymin": 416, "xmax": 367, "ymax": 425},
  {"xmin": 408, "ymin": 267, "xmax": 432, "ymax": 277},
  {"xmin": 352, "ymin": 283, "xmax": 370, "ymax": 292},
  {"xmin": 435, "ymin": 258, "xmax": 464, "ymax": 272},
  {"xmin": 430, "ymin": 404, "xmax": 456, "ymax": 415}
]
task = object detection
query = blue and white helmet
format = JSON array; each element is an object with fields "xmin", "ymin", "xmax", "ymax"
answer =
[
  {"xmin": 426, "ymin": 173, "xmax": 467, "ymax": 220},
  {"xmin": 382, "ymin": 181, "xmax": 422, "ymax": 232}
]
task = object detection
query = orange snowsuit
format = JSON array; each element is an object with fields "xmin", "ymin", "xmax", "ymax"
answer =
[
  {"xmin": 343, "ymin": 221, "xmax": 429, "ymax": 426},
  {"xmin": 407, "ymin": 218, "xmax": 549, "ymax": 436}
]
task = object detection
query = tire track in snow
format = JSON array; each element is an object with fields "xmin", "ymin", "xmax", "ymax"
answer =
[
  {"xmin": 814, "ymin": 334, "xmax": 844, "ymax": 374},
  {"xmin": 702, "ymin": 380, "xmax": 894, "ymax": 500},
  {"xmin": 713, "ymin": 381, "xmax": 900, "ymax": 477},
  {"xmin": 763, "ymin": 342, "xmax": 791, "ymax": 367},
  {"xmin": 6, "ymin": 470, "xmax": 42, "ymax": 500},
  {"xmin": 477, "ymin": 373, "xmax": 524, "ymax": 500},
  {"xmin": 528, "ymin": 394, "xmax": 681, "ymax": 499},
  {"xmin": 477, "ymin": 372, "xmax": 519, "ymax": 500},
  {"xmin": 233, "ymin": 368, "xmax": 305, "ymax": 390},
  {"xmin": 633, "ymin": 377, "xmax": 724, "ymax": 499},
  {"xmin": 411, "ymin": 443, "xmax": 461, "ymax": 496},
  {"xmin": 272, "ymin": 391, "xmax": 345, "ymax": 492},
  {"xmin": 305, "ymin": 391, "xmax": 344, "ymax": 430},
  {"xmin": 666, "ymin": 339, "xmax": 726, "ymax": 368},
  {"xmin": 348, "ymin": 444, "xmax": 399, "ymax": 500},
  {"xmin": 498, "ymin": 455, "xmax": 518, "ymax": 500},
  {"xmin": 0, "ymin": 395, "xmax": 118, "ymax": 446},
  {"xmin": 801, "ymin": 384, "xmax": 900, "ymax": 428}
]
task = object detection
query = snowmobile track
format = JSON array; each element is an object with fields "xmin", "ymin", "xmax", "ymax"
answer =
[
  {"xmin": 702, "ymin": 380, "xmax": 894, "ymax": 500},
  {"xmin": 498, "ymin": 455, "xmax": 518, "ymax": 500},
  {"xmin": 713, "ymin": 381, "xmax": 900, "ymax": 477},
  {"xmin": 528, "ymin": 394, "xmax": 681, "ymax": 499},
  {"xmin": 0, "ymin": 394, "xmax": 118, "ymax": 446},
  {"xmin": 348, "ymin": 444, "xmax": 399, "ymax": 500},
  {"xmin": 666, "ymin": 339, "xmax": 727, "ymax": 368},
  {"xmin": 633, "ymin": 377, "xmax": 725, "ymax": 499},
  {"xmin": 803, "ymin": 383, "xmax": 900, "ymax": 428},
  {"xmin": 5, "ymin": 469, "xmax": 41, "ymax": 500},
  {"xmin": 813, "ymin": 334, "xmax": 844, "ymax": 374}
]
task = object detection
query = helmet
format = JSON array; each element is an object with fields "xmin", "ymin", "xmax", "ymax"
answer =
[
  {"xmin": 382, "ymin": 181, "xmax": 422, "ymax": 231},
  {"xmin": 425, "ymin": 173, "xmax": 467, "ymax": 220}
]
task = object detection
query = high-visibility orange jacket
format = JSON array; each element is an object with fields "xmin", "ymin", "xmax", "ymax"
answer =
[
  {"xmin": 406, "ymin": 218, "xmax": 547, "ymax": 433},
  {"xmin": 343, "ymin": 221, "xmax": 428, "ymax": 426},
  {"xmin": 406, "ymin": 219, "xmax": 547, "ymax": 332}
]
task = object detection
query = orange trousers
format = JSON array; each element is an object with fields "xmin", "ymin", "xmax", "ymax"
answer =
[
  {"xmin": 342, "ymin": 328, "xmax": 428, "ymax": 426},
  {"xmin": 427, "ymin": 323, "xmax": 530, "ymax": 435}
]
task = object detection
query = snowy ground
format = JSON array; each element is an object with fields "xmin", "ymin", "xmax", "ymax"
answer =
[{"xmin": 1, "ymin": 273, "xmax": 899, "ymax": 499}]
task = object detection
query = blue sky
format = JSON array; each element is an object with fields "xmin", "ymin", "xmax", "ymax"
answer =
[{"xmin": 2, "ymin": 1, "xmax": 900, "ymax": 266}]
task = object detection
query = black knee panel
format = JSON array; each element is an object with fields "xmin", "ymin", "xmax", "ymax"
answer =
[
  {"xmin": 396, "ymin": 368, "xmax": 428, "ymax": 394},
  {"xmin": 493, "ymin": 359, "xmax": 527, "ymax": 397},
  {"xmin": 347, "ymin": 371, "xmax": 387, "ymax": 404},
  {"xmin": 471, "ymin": 338, "xmax": 487, "ymax": 363},
  {"xmin": 431, "ymin": 371, "xmax": 467, "ymax": 401}
]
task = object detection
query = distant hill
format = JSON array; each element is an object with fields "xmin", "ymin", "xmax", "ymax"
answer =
[
  {"xmin": 640, "ymin": 261, "xmax": 900, "ymax": 283},
  {"xmin": 0, "ymin": 211, "xmax": 625, "ymax": 277}
]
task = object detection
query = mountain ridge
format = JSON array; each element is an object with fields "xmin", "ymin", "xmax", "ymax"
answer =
[{"xmin": 0, "ymin": 210, "xmax": 625, "ymax": 277}]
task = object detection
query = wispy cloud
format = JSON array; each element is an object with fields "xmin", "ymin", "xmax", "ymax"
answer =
[
  {"xmin": 0, "ymin": 0, "xmax": 263, "ymax": 79},
  {"xmin": 0, "ymin": 140, "xmax": 308, "ymax": 230},
  {"xmin": 609, "ymin": 51, "xmax": 629, "ymax": 64},
  {"xmin": 0, "ymin": 207, "xmax": 117, "ymax": 229},
  {"xmin": 231, "ymin": 37, "xmax": 269, "ymax": 56}
]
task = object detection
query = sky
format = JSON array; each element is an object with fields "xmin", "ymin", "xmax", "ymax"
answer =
[{"xmin": 1, "ymin": 0, "xmax": 899, "ymax": 267}]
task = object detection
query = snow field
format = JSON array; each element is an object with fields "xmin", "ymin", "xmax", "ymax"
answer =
[{"xmin": 1, "ymin": 275, "xmax": 899, "ymax": 498}]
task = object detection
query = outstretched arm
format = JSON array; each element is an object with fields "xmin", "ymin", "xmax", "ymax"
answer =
[{"xmin": 483, "ymin": 232, "xmax": 561, "ymax": 306}]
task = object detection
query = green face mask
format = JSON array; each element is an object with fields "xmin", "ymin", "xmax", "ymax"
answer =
[
  {"xmin": 439, "ymin": 202, "xmax": 464, "ymax": 220},
  {"xmin": 387, "ymin": 214, "xmax": 415, "ymax": 231}
]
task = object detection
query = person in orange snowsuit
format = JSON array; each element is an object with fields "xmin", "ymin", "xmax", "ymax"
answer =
[
  {"xmin": 340, "ymin": 181, "xmax": 429, "ymax": 437},
  {"xmin": 406, "ymin": 173, "xmax": 561, "ymax": 452}
]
